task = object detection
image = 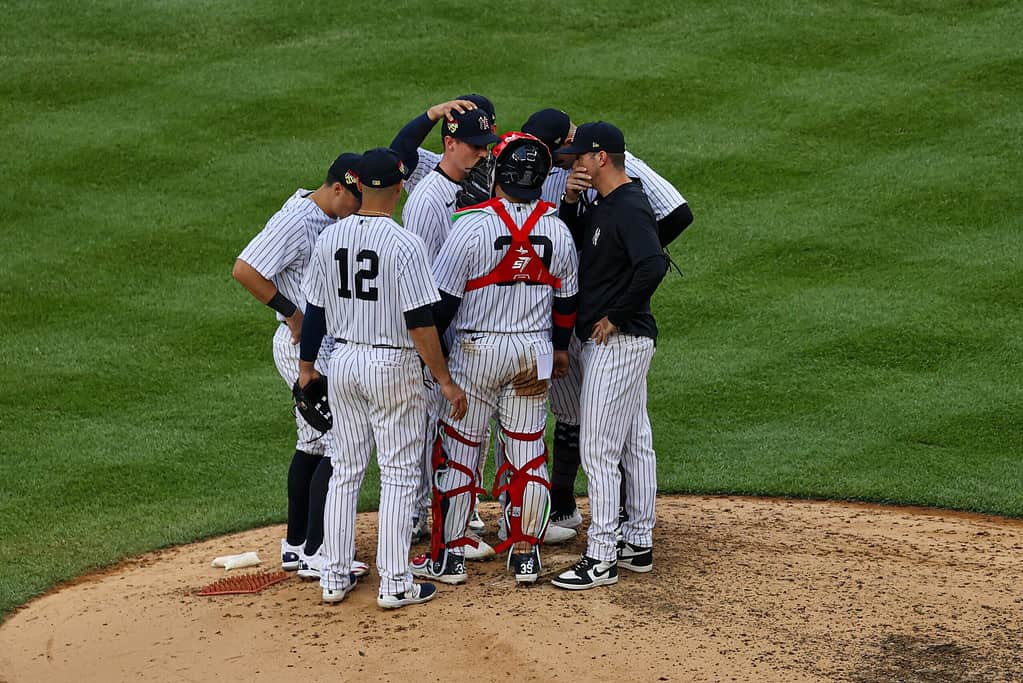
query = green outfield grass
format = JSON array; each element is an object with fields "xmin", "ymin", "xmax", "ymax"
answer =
[{"xmin": 1, "ymin": 0, "xmax": 1020, "ymax": 617}]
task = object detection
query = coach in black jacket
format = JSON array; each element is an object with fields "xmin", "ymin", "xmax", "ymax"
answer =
[{"xmin": 549, "ymin": 122, "xmax": 669, "ymax": 591}]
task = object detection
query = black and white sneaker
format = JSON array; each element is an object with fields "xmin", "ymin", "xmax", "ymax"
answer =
[
  {"xmin": 410, "ymin": 550, "xmax": 467, "ymax": 585},
  {"xmin": 377, "ymin": 582, "xmax": 437, "ymax": 609},
  {"xmin": 618, "ymin": 542, "xmax": 653, "ymax": 573},
  {"xmin": 509, "ymin": 547, "xmax": 541, "ymax": 584},
  {"xmin": 551, "ymin": 555, "xmax": 618, "ymax": 590},
  {"xmin": 322, "ymin": 573, "xmax": 359, "ymax": 604}
]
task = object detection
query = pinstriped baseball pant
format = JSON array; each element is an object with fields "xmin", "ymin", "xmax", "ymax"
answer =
[
  {"xmin": 579, "ymin": 335, "xmax": 657, "ymax": 562},
  {"xmin": 320, "ymin": 343, "xmax": 428, "ymax": 596}
]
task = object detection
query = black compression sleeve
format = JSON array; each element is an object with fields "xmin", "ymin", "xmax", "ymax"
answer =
[
  {"xmin": 389, "ymin": 112, "xmax": 435, "ymax": 177},
  {"xmin": 606, "ymin": 255, "xmax": 669, "ymax": 329},
  {"xmin": 404, "ymin": 304, "xmax": 435, "ymax": 329},
  {"xmin": 432, "ymin": 291, "xmax": 462, "ymax": 338},
  {"xmin": 299, "ymin": 304, "xmax": 326, "ymax": 362},
  {"xmin": 657, "ymin": 203, "xmax": 693, "ymax": 247}
]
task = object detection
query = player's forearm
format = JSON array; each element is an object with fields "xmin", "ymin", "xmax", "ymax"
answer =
[
  {"xmin": 558, "ymin": 201, "xmax": 587, "ymax": 250},
  {"xmin": 389, "ymin": 113, "xmax": 434, "ymax": 176},
  {"xmin": 299, "ymin": 304, "xmax": 326, "ymax": 362},
  {"xmin": 408, "ymin": 325, "xmax": 454, "ymax": 386},
  {"xmin": 232, "ymin": 259, "xmax": 296, "ymax": 315}
]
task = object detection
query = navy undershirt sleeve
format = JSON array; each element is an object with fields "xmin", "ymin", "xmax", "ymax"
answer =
[
  {"xmin": 299, "ymin": 304, "xmax": 327, "ymax": 362},
  {"xmin": 432, "ymin": 291, "xmax": 462, "ymax": 338},
  {"xmin": 389, "ymin": 112, "xmax": 435, "ymax": 177}
]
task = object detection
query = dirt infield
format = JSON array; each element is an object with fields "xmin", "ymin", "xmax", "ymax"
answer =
[{"xmin": 2, "ymin": 496, "xmax": 1022, "ymax": 682}]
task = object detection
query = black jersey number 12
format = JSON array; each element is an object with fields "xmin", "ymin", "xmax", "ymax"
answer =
[{"xmin": 334, "ymin": 248, "xmax": 379, "ymax": 301}]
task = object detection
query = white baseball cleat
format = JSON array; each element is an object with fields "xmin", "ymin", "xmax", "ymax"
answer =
[
  {"xmin": 281, "ymin": 539, "xmax": 303, "ymax": 571},
  {"xmin": 462, "ymin": 532, "xmax": 496, "ymax": 561},
  {"xmin": 550, "ymin": 508, "xmax": 583, "ymax": 530},
  {"xmin": 299, "ymin": 551, "xmax": 369, "ymax": 580},
  {"xmin": 498, "ymin": 515, "xmax": 577, "ymax": 545},
  {"xmin": 322, "ymin": 574, "xmax": 358, "ymax": 604},
  {"xmin": 377, "ymin": 582, "xmax": 437, "ymax": 609}
]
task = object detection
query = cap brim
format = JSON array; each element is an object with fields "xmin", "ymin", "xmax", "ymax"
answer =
[
  {"xmin": 460, "ymin": 132, "xmax": 501, "ymax": 146},
  {"xmin": 553, "ymin": 143, "xmax": 587, "ymax": 155}
]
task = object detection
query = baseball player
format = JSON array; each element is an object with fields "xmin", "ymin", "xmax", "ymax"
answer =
[
  {"xmin": 298, "ymin": 147, "xmax": 467, "ymax": 608},
  {"xmin": 521, "ymin": 108, "xmax": 693, "ymax": 530},
  {"xmin": 401, "ymin": 105, "xmax": 502, "ymax": 556},
  {"xmin": 411, "ymin": 132, "xmax": 579, "ymax": 585},
  {"xmin": 232, "ymin": 152, "xmax": 368, "ymax": 578},
  {"xmin": 397, "ymin": 94, "xmax": 497, "ymax": 196},
  {"xmin": 546, "ymin": 123, "xmax": 669, "ymax": 590}
]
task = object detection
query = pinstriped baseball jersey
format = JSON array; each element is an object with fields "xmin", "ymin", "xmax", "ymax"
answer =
[
  {"xmin": 540, "ymin": 152, "xmax": 686, "ymax": 220},
  {"xmin": 237, "ymin": 189, "xmax": 334, "ymax": 322},
  {"xmin": 401, "ymin": 167, "xmax": 458, "ymax": 262},
  {"xmin": 404, "ymin": 148, "xmax": 443, "ymax": 196},
  {"xmin": 433, "ymin": 199, "xmax": 579, "ymax": 334},
  {"xmin": 302, "ymin": 215, "xmax": 440, "ymax": 347}
]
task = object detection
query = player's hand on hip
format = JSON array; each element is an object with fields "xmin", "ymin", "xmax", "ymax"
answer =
[
  {"xmin": 552, "ymin": 350, "xmax": 570, "ymax": 379},
  {"xmin": 591, "ymin": 316, "xmax": 617, "ymax": 345},
  {"xmin": 285, "ymin": 309, "xmax": 304, "ymax": 344},
  {"xmin": 440, "ymin": 380, "xmax": 468, "ymax": 421},
  {"xmin": 428, "ymin": 99, "xmax": 477, "ymax": 122}
]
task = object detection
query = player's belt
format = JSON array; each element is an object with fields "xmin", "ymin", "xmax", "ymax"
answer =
[{"xmin": 334, "ymin": 338, "xmax": 409, "ymax": 351}]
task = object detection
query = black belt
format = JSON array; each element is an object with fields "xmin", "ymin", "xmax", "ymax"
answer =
[{"xmin": 334, "ymin": 338, "xmax": 407, "ymax": 350}]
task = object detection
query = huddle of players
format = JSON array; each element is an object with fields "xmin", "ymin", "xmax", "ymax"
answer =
[{"xmin": 233, "ymin": 94, "xmax": 691, "ymax": 609}]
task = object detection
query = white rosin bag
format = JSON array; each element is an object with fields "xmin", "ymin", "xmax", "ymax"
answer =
[{"xmin": 210, "ymin": 551, "xmax": 261, "ymax": 571}]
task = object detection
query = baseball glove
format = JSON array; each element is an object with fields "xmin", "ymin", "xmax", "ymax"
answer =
[
  {"xmin": 510, "ymin": 365, "xmax": 549, "ymax": 397},
  {"xmin": 455, "ymin": 156, "xmax": 495, "ymax": 209},
  {"xmin": 292, "ymin": 376, "xmax": 332, "ymax": 433}
]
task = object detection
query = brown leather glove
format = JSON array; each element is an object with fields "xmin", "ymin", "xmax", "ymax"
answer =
[{"xmin": 511, "ymin": 364, "xmax": 549, "ymax": 397}]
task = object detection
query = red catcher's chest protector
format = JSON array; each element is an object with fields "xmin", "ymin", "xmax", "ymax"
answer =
[{"xmin": 463, "ymin": 199, "xmax": 561, "ymax": 292}]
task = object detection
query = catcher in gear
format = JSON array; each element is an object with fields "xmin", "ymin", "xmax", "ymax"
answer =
[
  {"xmin": 412, "ymin": 132, "xmax": 580, "ymax": 585},
  {"xmin": 292, "ymin": 376, "xmax": 332, "ymax": 434}
]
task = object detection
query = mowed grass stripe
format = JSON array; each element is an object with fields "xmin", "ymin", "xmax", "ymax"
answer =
[{"xmin": 1, "ymin": 0, "xmax": 1020, "ymax": 615}]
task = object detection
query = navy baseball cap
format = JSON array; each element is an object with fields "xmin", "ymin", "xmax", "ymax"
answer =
[
  {"xmin": 357, "ymin": 147, "xmax": 408, "ymax": 188},
  {"xmin": 458, "ymin": 93, "xmax": 496, "ymax": 124},
  {"xmin": 441, "ymin": 108, "xmax": 500, "ymax": 146},
  {"xmin": 521, "ymin": 109, "xmax": 571, "ymax": 152},
  {"xmin": 554, "ymin": 121, "xmax": 626, "ymax": 155},
  {"xmin": 327, "ymin": 152, "xmax": 363, "ymax": 198}
]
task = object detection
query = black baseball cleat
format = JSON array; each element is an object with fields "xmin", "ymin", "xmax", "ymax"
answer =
[
  {"xmin": 410, "ymin": 550, "xmax": 467, "ymax": 585},
  {"xmin": 509, "ymin": 547, "xmax": 541, "ymax": 584},
  {"xmin": 551, "ymin": 555, "xmax": 618, "ymax": 590},
  {"xmin": 617, "ymin": 542, "xmax": 653, "ymax": 573}
]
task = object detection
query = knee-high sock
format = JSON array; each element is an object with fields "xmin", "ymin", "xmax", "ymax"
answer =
[
  {"xmin": 287, "ymin": 449, "xmax": 321, "ymax": 545},
  {"xmin": 550, "ymin": 421, "xmax": 580, "ymax": 514},
  {"xmin": 303, "ymin": 456, "xmax": 331, "ymax": 555}
]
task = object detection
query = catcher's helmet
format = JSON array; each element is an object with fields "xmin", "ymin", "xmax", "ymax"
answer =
[{"xmin": 492, "ymin": 132, "xmax": 552, "ymax": 201}]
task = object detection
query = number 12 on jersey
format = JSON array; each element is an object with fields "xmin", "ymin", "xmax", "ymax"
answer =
[{"xmin": 334, "ymin": 248, "xmax": 379, "ymax": 301}]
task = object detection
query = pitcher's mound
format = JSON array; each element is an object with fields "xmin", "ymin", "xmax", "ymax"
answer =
[{"xmin": 3, "ymin": 496, "xmax": 1023, "ymax": 681}]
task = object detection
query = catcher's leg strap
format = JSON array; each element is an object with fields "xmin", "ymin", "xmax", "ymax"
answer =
[
  {"xmin": 430, "ymin": 422, "xmax": 487, "ymax": 562},
  {"xmin": 492, "ymin": 427, "xmax": 550, "ymax": 554}
]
